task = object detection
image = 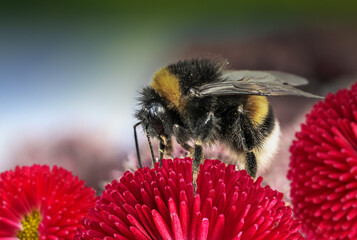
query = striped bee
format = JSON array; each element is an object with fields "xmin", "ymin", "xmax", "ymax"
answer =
[{"xmin": 134, "ymin": 58, "xmax": 321, "ymax": 179}]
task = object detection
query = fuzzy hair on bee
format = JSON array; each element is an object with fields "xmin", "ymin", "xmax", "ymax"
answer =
[{"xmin": 134, "ymin": 58, "xmax": 322, "ymax": 179}]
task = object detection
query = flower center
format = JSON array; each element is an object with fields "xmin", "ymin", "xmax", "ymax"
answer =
[{"xmin": 17, "ymin": 211, "xmax": 41, "ymax": 240}]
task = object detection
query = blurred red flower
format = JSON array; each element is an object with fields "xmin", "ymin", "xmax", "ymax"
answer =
[
  {"xmin": 288, "ymin": 83, "xmax": 357, "ymax": 239},
  {"xmin": 76, "ymin": 158, "xmax": 303, "ymax": 240},
  {"xmin": 0, "ymin": 165, "xmax": 96, "ymax": 239}
]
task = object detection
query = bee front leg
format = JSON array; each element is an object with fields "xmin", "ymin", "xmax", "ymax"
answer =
[
  {"xmin": 159, "ymin": 136, "xmax": 173, "ymax": 159},
  {"xmin": 159, "ymin": 135, "xmax": 173, "ymax": 165},
  {"xmin": 158, "ymin": 136, "xmax": 165, "ymax": 164}
]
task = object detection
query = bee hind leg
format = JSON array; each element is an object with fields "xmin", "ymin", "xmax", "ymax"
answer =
[{"xmin": 233, "ymin": 105, "xmax": 258, "ymax": 178}]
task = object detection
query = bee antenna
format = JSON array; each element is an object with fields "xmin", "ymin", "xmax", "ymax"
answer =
[
  {"xmin": 145, "ymin": 126, "xmax": 156, "ymax": 166},
  {"xmin": 134, "ymin": 122, "xmax": 143, "ymax": 168}
]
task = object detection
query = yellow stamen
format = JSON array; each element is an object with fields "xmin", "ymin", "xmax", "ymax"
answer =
[{"xmin": 17, "ymin": 211, "xmax": 41, "ymax": 240}]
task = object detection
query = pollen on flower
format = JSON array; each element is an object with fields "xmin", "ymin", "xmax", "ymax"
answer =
[{"xmin": 17, "ymin": 211, "xmax": 41, "ymax": 240}]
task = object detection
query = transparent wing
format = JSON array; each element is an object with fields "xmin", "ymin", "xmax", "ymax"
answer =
[
  {"xmin": 198, "ymin": 70, "xmax": 322, "ymax": 98},
  {"xmin": 222, "ymin": 70, "xmax": 309, "ymax": 86}
]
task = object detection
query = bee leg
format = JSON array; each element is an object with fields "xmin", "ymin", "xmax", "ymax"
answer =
[
  {"xmin": 192, "ymin": 112, "xmax": 219, "ymax": 190},
  {"xmin": 173, "ymin": 124, "xmax": 193, "ymax": 155},
  {"xmin": 236, "ymin": 105, "xmax": 258, "ymax": 178},
  {"xmin": 195, "ymin": 112, "xmax": 219, "ymax": 142},
  {"xmin": 192, "ymin": 142, "xmax": 204, "ymax": 191},
  {"xmin": 180, "ymin": 143, "xmax": 193, "ymax": 153},
  {"xmin": 178, "ymin": 142, "xmax": 193, "ymax": 158},
  {"xmin": 133, "ymin": 122, "xmax": 143, "ymax": 168},
  {"xmin": 165, "ymin": 137, "xmax": 173, "ymax": 157},
  {"xmin": 146, "ymin": 129, "xmax": 156, "ymax": 166},
  {"xmin": 193, "ymin": 142, "xmax": 204, "ymax": 167},
  {"xmin": 245, "ymin": 151, "xmax": 257, "ymax": 178},
  {"xmin": 159, "ymin": 135, "xmax": 169, "ymax": 166},
  {"xmin": 237, "ymin": 107, "xmax": 255, "ymax": 152}
]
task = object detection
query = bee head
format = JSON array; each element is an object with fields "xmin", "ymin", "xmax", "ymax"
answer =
[{"xmin": 136, "ymin": 86, "xmax": 178, "ymax": 138}]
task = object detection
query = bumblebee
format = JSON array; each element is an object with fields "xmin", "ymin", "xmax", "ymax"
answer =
[{"xmin": 134, "ymin": 58, "xmax": 321, "ymax": 178}]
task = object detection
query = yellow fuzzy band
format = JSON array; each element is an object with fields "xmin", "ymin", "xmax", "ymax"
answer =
[
  {"xmin": 246, "ymin": 95, "xmax": 269, "ymax": 126},
  {"xmin": 151, "ymin": 67, "xmax": 183, "ymax": 111}
]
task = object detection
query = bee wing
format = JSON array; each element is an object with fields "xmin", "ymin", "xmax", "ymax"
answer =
[
  {"xmin": 198, "ymin": 70, "xmax": 323, "ymax": 98},
  {"xmin": 222, "ymin": 70, "xmax": 309, "ymax": 86}
]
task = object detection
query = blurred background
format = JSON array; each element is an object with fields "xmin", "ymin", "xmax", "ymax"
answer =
[{"xmin": 1, "ymin": 1, "xmax": 357, "ymax": 195}]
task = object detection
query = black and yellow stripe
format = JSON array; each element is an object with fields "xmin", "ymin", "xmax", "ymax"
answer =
[{"xmin": 151, "ymin": 67, "xmax": 186, "ymax": 112}]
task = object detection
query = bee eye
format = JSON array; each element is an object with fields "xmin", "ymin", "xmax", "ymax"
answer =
[
  {"xmin": 148, "ymin": 104, "xmax": 166, "ymax": 135},
  {"xmin": 148, "ymin": 107, "xmax": 156, "ymax": 119},
  {"xmin": 149, "ymin": 105, "xmax": 165, "ymax": 119}
]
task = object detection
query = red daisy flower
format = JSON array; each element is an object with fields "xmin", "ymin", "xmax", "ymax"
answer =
[
  {"xmin": 76, "ymin": 158, "xmax": 303, "ymax": 240},
  {"xmin": 288, "ymin": 83, "xmax": 357, "ymax": 239},
  {"xmin": 0, "ymin": 164, "xmax": 96, "ymax": 239}
]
